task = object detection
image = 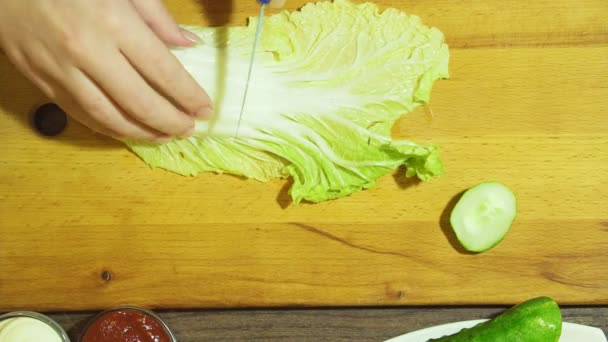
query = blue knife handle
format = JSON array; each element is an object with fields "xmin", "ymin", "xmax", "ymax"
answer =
[{"xmin": 258, "ymin": 0, "xmax": 271, "ymax": 4}]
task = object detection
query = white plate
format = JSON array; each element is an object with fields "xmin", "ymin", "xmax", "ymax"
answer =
[{"xmin": 385, "ymin": 319, "xmax": 607, "ymax": 342}]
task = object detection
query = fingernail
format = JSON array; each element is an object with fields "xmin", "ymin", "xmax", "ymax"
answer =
[
  {"xmin": 195, "ymin": 105, "xmax": 214, "ymax": 119},
  {"xmin": 179, "ymin": 125, "xmax": 195, "ymax": 138},
  {"xmin": 155, "ymin": 136, "xmax": 173, "ymax": 144},
  {"xmin": 181, "ymin": 28, "xmax": 202, "ymax": 44}
]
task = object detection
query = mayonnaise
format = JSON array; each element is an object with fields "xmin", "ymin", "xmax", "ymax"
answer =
[{"xmin": 0, "ymin": 317, "xmax": 62, "ymax": 342}]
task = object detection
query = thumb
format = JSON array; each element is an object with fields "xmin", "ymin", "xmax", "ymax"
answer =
[{"xmin": 130, "ymin": 0, "xmax": 200, "ymax": 47}]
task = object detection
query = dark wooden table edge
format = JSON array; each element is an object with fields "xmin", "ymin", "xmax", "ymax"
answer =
[{"xmin": 4, "ymin": 305, "xmax": 599, "ymax": 341}]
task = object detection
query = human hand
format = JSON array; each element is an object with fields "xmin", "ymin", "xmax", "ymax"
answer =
[{"xmin": 0, "ymin": 0, "xmax": 212, "ymax": 142}]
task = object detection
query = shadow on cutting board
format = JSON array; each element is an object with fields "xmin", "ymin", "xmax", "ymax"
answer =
[
  {"xmin": 0, "ymin": 55, "xmax": 122, "ymax": 150},
  {"xmin": 196, "ymin": 0, "xmax": 233, "ymax": 27},
  {"xmin": 392, "ymin": 168, "xmax": 422, "ymax": 190},
  {"xmin": 275, "ymin": 169, "xmax": 425, "ymax": 208},
  {"xmin": 276, "ymin": 178, "xmax": 294, "ymax": 208},
  {"xmin": 439, "ymin": 190, "xmax": 474, "ymax": 255}
]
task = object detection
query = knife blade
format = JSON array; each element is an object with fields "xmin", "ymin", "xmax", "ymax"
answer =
[{"xmin": 235, "ymin": 0, "xmax": 270, "ymax": 138}]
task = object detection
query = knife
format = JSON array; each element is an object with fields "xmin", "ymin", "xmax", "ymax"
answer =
[{"xmin": 235, "ymin": 0, "xmax": 271, "ymax": 138}]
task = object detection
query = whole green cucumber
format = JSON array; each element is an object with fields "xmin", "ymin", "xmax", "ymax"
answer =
[{"xmin": 428, "ymin": 296, "xmax": 562, "ymax": 342}]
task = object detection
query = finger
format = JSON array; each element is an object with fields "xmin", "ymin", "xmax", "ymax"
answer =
[
  {"xmin": 129, "ymin": 0, "xmax": 199, "ymax": 47},
  {"xmin": 118, "ymin": 7, "xmax": 213, "ymax": 120},
  {"xmin": 55, "ymin": 95, "xmax": 120, "ymax": 139},
  {"xmin": 16, "ymin": 44, "xmax": 168, "ymax": 141},
  {"xmin": 8, "ymin": 48, "xmax": 112, "ymax": 137},
  {"xmin": 78, "ymin": 44, "xmax": 196, "ymax": 137},
  {"xmin": 4, "ymin": 46, "xmax": 55, "ymax": 98},
  {"xmin": 56, "ymin": 68, "xmax": 171, "ymax": 142}
]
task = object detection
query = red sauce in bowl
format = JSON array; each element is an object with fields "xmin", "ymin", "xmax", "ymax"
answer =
[{"xmin": 81, "ymin": 308, "xmax": 172, "ymax": 342}]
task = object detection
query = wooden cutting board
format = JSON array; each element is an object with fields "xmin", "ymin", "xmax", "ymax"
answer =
[{"xmin": 1, "ymin": 0, "xmax": 607, "ymax": 312}]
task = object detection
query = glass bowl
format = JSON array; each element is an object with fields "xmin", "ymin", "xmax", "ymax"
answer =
[
  {"xmin": 79, "ymin": 306, "xmax": 176, "ymax": 342},
  {"xmin": 0, "ymin": 311, "xmax": 71, "ymax": 341}
]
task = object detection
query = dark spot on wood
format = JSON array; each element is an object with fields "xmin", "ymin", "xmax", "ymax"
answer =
[
  {"xmin": 393, "ymin": 290, "xmax": 407, "ymax": 299},
  {"xmin": 384, "ymin": 284, "xmax": 407, "ymax": 300},
  {"xmin": 101, "ymin": 270, "xmax": 112, "ymax": 282},
  {"xmin": 32, "ymin": 103, "xmax": 67, "ymax": 136}
]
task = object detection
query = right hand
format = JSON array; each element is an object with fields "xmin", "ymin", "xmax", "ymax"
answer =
[{"xmin": 0, "ymin": 0, "xmax": 213, "ymax": 142}]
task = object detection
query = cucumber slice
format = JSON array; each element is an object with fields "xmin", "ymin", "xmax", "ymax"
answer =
[{"xmin": 450, "ymin": 182, "xmax": 516, "ymax": 252}]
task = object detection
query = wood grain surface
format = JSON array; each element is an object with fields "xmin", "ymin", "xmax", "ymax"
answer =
[{"xmin": 1, "ymin": 0, "xmax": 607, "ymax": 311}]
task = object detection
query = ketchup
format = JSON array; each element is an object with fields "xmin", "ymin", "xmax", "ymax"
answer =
[{"xmin": 81, "ymin": 309, "xmax": 172, "ymax": 342}]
